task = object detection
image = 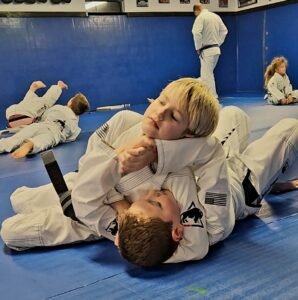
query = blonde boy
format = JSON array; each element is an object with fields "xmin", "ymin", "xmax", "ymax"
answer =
[{"xmin": 1, "ymin": 78, "xmax": 224, "ymax": 264}]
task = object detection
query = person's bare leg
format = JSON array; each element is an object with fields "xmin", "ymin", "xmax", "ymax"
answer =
[
  {"xmin": 11, "ymin": 141, "xmax": 34, "ymax": 159},
  {"xmin": 271, "ymin": 180, "xmax": 298, "ymax": 194},
  {"xmin": 57, "ymin": 80, "xmax": 68, "ymax": 90},
  {"xmin": 29, "ymin": 81, "xmax": 47, "ymax": 92}
]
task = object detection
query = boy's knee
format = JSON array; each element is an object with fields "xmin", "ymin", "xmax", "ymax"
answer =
[{"xmin": 0, "ymin": 217, "xmax": 26, "ymax": 250}]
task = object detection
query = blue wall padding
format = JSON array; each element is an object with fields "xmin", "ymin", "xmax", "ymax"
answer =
[
  {"xmin": 235, "ymin": 11, "xmax": 264, "ymax": 93},
  {"xmin": 265, "ymin": 3, "xmax": 298, "ymax": 88},
  {"xmin": 1, "ymin": 2, "xmax": 298, "ymax": 118},
  {"xmin": 0, "ymin": 15, "xmax": 235, "ymax": 118},
  {"xmin": 234, "ymin": 2, "xmax": 298, "ymax": 94}
]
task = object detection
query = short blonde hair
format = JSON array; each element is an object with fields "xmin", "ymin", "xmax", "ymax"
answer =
[
  {"xmin": 70, "ymin": 93, "xmax": 90, "ymax": 115},
  {"xmin": 264, "ymin": 56, "xmax": 288, "ymax": 88},
  {"xmin": 162, "ymin": 78, "xmax": 219, "ymax": 137},
  {"xmin": 118, "ymin": 211, "xmax": 178, "ymax": 267}
]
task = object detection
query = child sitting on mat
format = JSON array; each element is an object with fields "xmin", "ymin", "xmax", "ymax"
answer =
[
  {"xmin": 264, "ymin": 56, "xmax": 298, "ymax": 105},
  {"xmin": 5, "ymin": 80, "xmax": 68, "ymax": 128},
  {"xmin": 0, "ymin": 93, "xmax": 89, "ymax": 159}
]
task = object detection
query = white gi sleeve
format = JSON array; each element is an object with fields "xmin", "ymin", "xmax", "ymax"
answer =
[
  {"xmin": 163, "ymin": 170, "xmax": 209, "ymax": 263},
  {"xmin": 155, "ymin": 137, "xmax": 235, "ymax": 245},
  {"xmin": 83, "ymin": 110, "xmax": 143, "ymax": 157},
  {"xmin": 267, "ymin": 77, "xmax": 285, "ymax": 102},
  {"xmin": 284, "ymin": 75, "xmax": 293, "ymax": 96},
  {"xmin": 71, "ymin": 140, "xmax": 123, "ymax": 236},
  {"xmin": 192, "ymin": 16, "xmax": 203, "ymax": 51},
  {"xmin": 218, "ymin": 18, "xmax": 228, "ymax": 46}
]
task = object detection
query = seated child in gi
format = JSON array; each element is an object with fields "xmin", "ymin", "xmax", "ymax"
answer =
[
  {"xmin": 0, "ymin": 92, "xmax": 89, "ymax": 159},
  {"xmin": 264, "ymin": 56, "xmax": 298, "ymax": 105},
  {"xmin": 5, "ymin": 80, "xmax": 68, "ymax": 128}
]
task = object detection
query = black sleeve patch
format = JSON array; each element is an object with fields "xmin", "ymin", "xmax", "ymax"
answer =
[
  {"xmin": 205, "ymin": 192, "xmax": 227, "ymax": 206},
  {"xmin": 180, "ymin": 202, "xmax": 204, "ymax": 228},
  {"xmin": 105, "ymin": 218, "xmax": 118, "ymax": 236}
]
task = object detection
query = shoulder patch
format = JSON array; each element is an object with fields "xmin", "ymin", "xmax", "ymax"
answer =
[
  {"xmin": 180, "ymin": 202, "xmax": 204, "ymax": 228},
  {"xmin": 105, "ymin": 218, "xmax": 118, "ymax": 236}
]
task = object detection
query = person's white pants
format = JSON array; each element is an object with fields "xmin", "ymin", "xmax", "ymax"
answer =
[{"xmin": 200, "ymin": 54, "xmax": 219, "ymax": 99}]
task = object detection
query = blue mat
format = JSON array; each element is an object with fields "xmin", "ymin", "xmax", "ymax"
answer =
[{"xmin": 0, "ymin": 99, "xmax": 297, "ymax": 300}]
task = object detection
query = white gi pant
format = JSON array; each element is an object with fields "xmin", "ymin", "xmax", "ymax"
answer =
[
  {"xmin": 6, "ymin": 85, "xmax": 62, "ymax": 120},
  {"xmin": 1, "ymin": 110, "xmax": 297, "ymax": 251},
  {"xmin": 267, "ymin": 90, "xmax": 298, "ymax": 105},
  {"xmin": 0, "ymin": 122, "xmax": 61, "ymax": 154},
  {"xmin": 200, "ymin": 53, "xmax": 219, "ymax": 99}
]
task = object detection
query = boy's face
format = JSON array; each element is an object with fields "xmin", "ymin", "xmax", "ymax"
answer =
[
  {"xmin": 129, "ymin": 190, "xmax": 181, "ymax": 223},
  {"xmin": 142, "ymin": 86, "xmax": 192, "ymax": 140},
  {"xmin": 114, "ymin": 189, "xmax": 184, "ymax": 246}
]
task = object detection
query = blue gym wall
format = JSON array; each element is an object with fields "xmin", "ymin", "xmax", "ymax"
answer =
[
  {"xmin": 234, "ymin": 1, "xmax": 298, "ymax": 94},
  {"xmin": 0, "ymin": 2, "xmax": 297, "ymax": 118},
  {"xmin": 0, "ymin": 14, "xmax": 235, "ymax": 118}
]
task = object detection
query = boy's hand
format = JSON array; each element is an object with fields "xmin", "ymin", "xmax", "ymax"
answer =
[
  {"xmin": 117, "ymin": 144, "xmax": 157, "ymax": 176},
  {"xmin": 116, "ymin": 136, "xmax": 156, "ymax": 154},
  {"xmin": 287, "ymin": 95, "xmax": 293, "ymax": 103},
  {"xmin": 281, "ymin": 98, "xmax": 288, "ymax": 105}
]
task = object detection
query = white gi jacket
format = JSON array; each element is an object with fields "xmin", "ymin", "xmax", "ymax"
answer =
[
  {"xmin": 192, "ymin": 9, "xmax": 228, "ymax": 55},
  {"xmin": 266, "ymin": 72, "xmax": 295, "ymax": 104},
  {"xmin": 72, "ymin": 111, "xmax": 235, "ymax": 263},
  {"xmin": 41, "ymin": 105, "xmax": 81, "ymax": 143}
]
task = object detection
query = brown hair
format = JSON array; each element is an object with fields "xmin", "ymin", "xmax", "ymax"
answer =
[
  {"xmin": 118, "ymin": 212, "xmax": 179, "ymax": 267},
  {"xmin": 69, "ymin": 93, "xmax": 90, "ymax": 115},
  {"xmin": 264, "ymin": 56, "xmax": 288, "ymax": 88}
]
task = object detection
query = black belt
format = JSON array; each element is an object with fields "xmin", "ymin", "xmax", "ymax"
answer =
[
  {"xmin": 242, "ymin": 170, "xmax": 261, "ymax": 208},
  {"xmin": 200, "ymin": 44, "xmax": 219, "ymax": 52},
  {"xmin": 41, "ymin": 150, "xmax": 79, "ymax": 221},
  {"xmin": 54, "ymin": 120, "xmax": 66, "ymax": 131}
]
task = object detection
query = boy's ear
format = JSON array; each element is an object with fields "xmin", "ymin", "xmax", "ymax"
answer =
[
  {"xmin": 171, "ymin": 224, "xmax": 184, "ymax": 242},
  {"xmin": 183, "ymin": 130, "xmax": 195, "ymax": 138},
  {"xmin": 114, "ymin": 233, "xmax": 119, "ymax": 247}
]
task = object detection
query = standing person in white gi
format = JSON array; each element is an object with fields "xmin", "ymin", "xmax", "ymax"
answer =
[{"xmin": 192, "ymin": 4, "xmax": 228, "ymax": 99}]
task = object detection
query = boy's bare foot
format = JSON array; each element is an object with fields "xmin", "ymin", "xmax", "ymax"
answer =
[
  {"xmin": 271, "ymin": 180, "xmax": 298, "ymax": 194},
  {"xmin": 57, "ymin": 80, "xmax": 68, "ymax": 90},
  {"xmin": 30, "ymin": 81, "xmax": 47, "ymax": 92},
  {"xmin": 11, "ymin": 141, "xmax": 34, "ymax": 159}
]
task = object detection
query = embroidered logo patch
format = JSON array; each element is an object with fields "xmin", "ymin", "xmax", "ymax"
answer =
[
  {"xmin": 105, "ymin": 218, "xmax": 118, "ymax": 236},
  {"xmin": 205, "ymin": 192, "xmax": 227, "ymax": 206},
  {"xmin": 180, "ymin": 202, "xmax": 204, "ymax": 228}
]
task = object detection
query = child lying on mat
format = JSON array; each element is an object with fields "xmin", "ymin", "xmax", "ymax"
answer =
[
  {"xmin": 71, "ymin": 107, "xmax": 298, "ymax": 267},
  {"xmin": 1, "ymin": 78, "xmax": 222, "ymax": 261},
  {"xmin": 5, "ymin": 80, "xmax": 68, "ymax": 128},
  {"xmin": 264, "ymin": 56, "xmax": 298, "ymax": 105},
  {"xmin": 0, "ymin": 92, "xmax": 89, "ymax": 159},
  {"xmin": 1, "ymin": 79, "xmax": 297, "ymax": 267}
]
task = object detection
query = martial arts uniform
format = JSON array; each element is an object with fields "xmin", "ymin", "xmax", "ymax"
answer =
[
  {"xmin": 5, "ymin": 85, "xmax": 62, "ymax": 127},
  {"xmin": 0, "ymin": 104, "xmax": 80, "ymax": 154},
  {"xmin": 1, "ymin": 108, "xmax": 297, "ymax": 264},
  {"xmin": 192, "ymin": 9, "xmax": 228, "ymax": 98},
  {"xmin": 266, "ymin": 72, "xmax": 298, "ymax": 105}
]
